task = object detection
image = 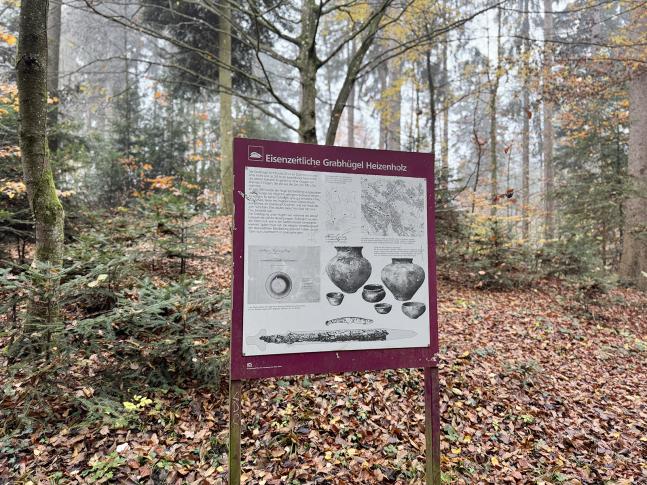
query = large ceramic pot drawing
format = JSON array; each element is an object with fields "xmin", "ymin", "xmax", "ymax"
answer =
[
  {"xmin": 381, "ymin": 258, "xmax": 425, "ymax": 301},
  {"xmin": 326, "ymin": 246, "xmax": 372, "ymax": 293}
]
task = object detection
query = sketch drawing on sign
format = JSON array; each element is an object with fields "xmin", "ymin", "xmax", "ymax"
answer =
[
  {"xmin": 361, "ymin": 176, "xmax": 426, "ymax": 237},
  {"xmin": 247, "ymin": 246, "xmax": 320, "ymax": 304}
]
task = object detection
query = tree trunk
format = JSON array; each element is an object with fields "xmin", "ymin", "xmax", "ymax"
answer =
[
  {"xmin": 440, "ymin": 32, "xmax": 449, "ymax": 191},
  {"xmin": 378, "ymin": 60, "xmax": 388, "ymax": 149},
  {"xmin": 619, "ymin": 69, "xmax": 647, "ymax": 289},
  {"xmin": 298, "ymin": 0, "xmax": 319, "ymax": 144},
  {"xmin": 489, "ymin": 8, "xmax": 502, "ymax": 217},
  {"xmin": 16, "ymin": 0, "xmax": 65, "ymax": 333},
  {"xmin": 347, "ymin": 82, "xmax": 355, "ymax": 147},
  {"xmin": 388, "ymin": 66, "xmax": 401, "ymax": 150},
  {"xmin": 219, "ymin": 2, "xmax": 234, "ymax": 214},
  {"xmin": 324, "ymin": 2, "xmax": 388, "ymax": 146},
  {"xmin": 543, "ymin": 0, "xmax": 555, "ymax": 239},
  {"xmin": 425, "ymin": 49, "xmax": 437, "ymax": 156},
  {"xmin": 521, "ymin": 0, "xmax": 530, "ymax": 240},
  {"xmin": 46, "ymin": 0, "xmax": 61, "ymax": 153}
]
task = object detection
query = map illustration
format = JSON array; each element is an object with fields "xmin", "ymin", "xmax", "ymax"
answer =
[
  {"xmin": 324, "ymin": 186, "xmax": 359, "ymax": 232},
  {"xmin": 361, "ymin": 176, "xmax": 425, "ymax": 237}
]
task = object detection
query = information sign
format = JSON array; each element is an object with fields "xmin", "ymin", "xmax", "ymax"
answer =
[
  {"xmin": 229, "ymin": 138, "xmax": 440, "ymax": 484},
  {"xmin": 231, "ymin": 138, "xmax": 439, "ymax": 379}
]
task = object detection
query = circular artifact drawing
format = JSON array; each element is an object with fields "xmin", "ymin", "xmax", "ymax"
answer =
[{"xmin": 265, "ymin": 272, "xmax": 293, "ymax": 299}]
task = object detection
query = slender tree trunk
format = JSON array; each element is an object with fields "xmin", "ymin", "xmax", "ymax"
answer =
[
  {"xmin": 388, "ymin": 67, "xmax": 401, "ymax": 150},
  {"xmin": 347, "ymin": 82, "xmax": 355, "ymax": 147},
  {"xmin": 543, "ymin": 0, "xmax": 555, "ymax": 239},
  {"xmin": 298, "ymin": 0, "xmax": 319, "ymax": 144},
  {"xmin": 489, "ymin": 8, "xmax": 502, "ymax": 217},
  {"xmin": 46, "ymin": 0, "xmax": 61, "ymax": 153},
  {"xmin": 219, "ymin": 2, "xmax": 234, "ymax": 214},
  {"xmin": 619, "ymin": 69, "xmax": 647, "ymax": 289},
  {"xmin": 521, "ymin": 0, "xmax": 530, "ymax": 240},
  {"xmin": 414, "ymin": 84, "xmax": 421, "ymax": 151},
  {"xmin": 324, "ymin": 2, "xmax": 388, "ymax": 146},
  {"xmin": 440, "ymin": 31, "xmax": 449, "ymax": 191},
  {"xmin": 16, "ymin": 0, "xmax": 65, "ymax": 328},
  {"xmin": 425, "ymin": 49, "xmax": 437, "ymax": 156},
  {"xmin": 346, "ymin": 41, "xmax": 356, "ymax": 147},
  {"xmin": 378, "ymin": 60, "xmax": 388, "ymax": 148}
]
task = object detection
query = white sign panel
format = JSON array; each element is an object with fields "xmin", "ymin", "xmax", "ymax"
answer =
[{"xmin": 242, "ymin": 166, "xmax": 431, "ymax": 356}]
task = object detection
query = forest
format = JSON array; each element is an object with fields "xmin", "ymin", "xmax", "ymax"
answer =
[{"xmin": 1, "ymin": 0, "xmax": 646, "ymax": 483}]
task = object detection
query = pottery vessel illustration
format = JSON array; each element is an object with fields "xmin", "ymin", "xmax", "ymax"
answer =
[
  {"xmin": 326, "ymin": 292, "xmax": 344, "ymax": 306},
  {"xmin": 265, "ymin": 272, "xmax": 292, "ymax": 299},
  {"xmin": 362, "ymin": 284, "xmax": 386, "ymax": 303},
  {"xmin": 374, "ymin": 303, "xmax": 392, "ymax": 314},
  {"xmin": 326, "ymin": 246, "xmax": 372, "ymax": 293},
  {"xmin": 402, "ymin": 301, "xmax": 426, "ymax": 319},
  {"xmin": 381, "ymin": 258, "xmax": 425, "ymax": 301}
]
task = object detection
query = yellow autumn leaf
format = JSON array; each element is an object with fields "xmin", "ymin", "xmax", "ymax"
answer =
[
  {"xmin": 491, "ymin": 456, "xmax": 500, "ymax": 466},
  {"xmin": 1, "ymin": 32, "xmax": 17, "ymax": 46}
]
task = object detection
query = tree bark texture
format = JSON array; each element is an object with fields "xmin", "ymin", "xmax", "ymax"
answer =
[
  {"xmin": 426, "ymin": 49, "xmax": 437, "ymax": 156},
  {"xmin": 543, "ymin": 0, "xmax": 555, "ymax": 239},
  {"xmin": 378, "ymin": 60, "xmax": 388, "ymax": 148},
  {"xmin": 347, "ymin": 81, "xmax": 355, "ymax": 147},
  {"xmin": 489, "ymin": 8, "xmax": 502, "ymax": 216},
  {"xmin": 387, "ymin": 59, "xmax": 402, "ymax": 151},
  {"xmin": 219, "ymin": 1, "xmax": 234, "ymax": 214},
  {"xmin": 521, "ymin": 0, "xmax": 530, "ymax": 240},
  {"xmin": 440, "ymin": 32, "xmax": 449, "ymax": 191},
  {"xmin": 619, "ymin": 69, "xmax": 647, "ymax": 289},
  {"xmin": 46, "ymin": 0, "xmax": 61, "ymax": 153},
  {"xmin": 17, "ymin": 0, "xmax": 65, "ymax": 266},
  {"xmin": 298, "ymin": 0, "xmax": 319, "ymax": 144}
]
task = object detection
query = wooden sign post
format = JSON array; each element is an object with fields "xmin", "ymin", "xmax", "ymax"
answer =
[{"xmin": 229, "ymin": 138, "xmax": 440, "ymax": 484}]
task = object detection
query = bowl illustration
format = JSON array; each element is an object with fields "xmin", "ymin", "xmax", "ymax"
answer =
[
  {"xmin": 374, "ymin": 302, "xmax": 392, "ymax": 314},
  {"xmin": 326, "ymin": 292, "xmax": 344, "ymax": 306},
  {"xmin": 402, "ymin": 302, "xmax": 426, "ymax": 319},
  {"xmin": 265, "ymin": 272, "xmax": 292, "ymax": 299},
  {"xmin": 362, "ymin": 284, "xmax": 386, "ymax": 303}
]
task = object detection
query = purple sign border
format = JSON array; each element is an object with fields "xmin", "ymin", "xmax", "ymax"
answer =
[{"xmin": 231, "ymin": 138, "xmax": 438, "ymax": 380}]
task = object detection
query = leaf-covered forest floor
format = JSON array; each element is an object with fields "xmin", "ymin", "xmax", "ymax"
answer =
[{"xmin": 1, "ymin": 217, "xmax": 646, "ymax": 484}]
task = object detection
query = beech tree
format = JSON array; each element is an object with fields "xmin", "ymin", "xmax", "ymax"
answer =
[
  {"xmin": 542, "ymin": 0, "xmax": 555, "ymax": 239},
  {"xmin": 620, "ymin": 70, "xmax": 647, "ymax": 288},
  {"xmin": 16, "ymin": 0, "xmax": 65, "ymax": 327}
]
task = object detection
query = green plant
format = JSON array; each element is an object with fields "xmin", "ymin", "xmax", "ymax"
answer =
[{"xmin": 81, "ymin": 452, "xmax": 126, "ymax": 482}]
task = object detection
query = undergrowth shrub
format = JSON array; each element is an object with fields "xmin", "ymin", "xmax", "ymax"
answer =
[
  {"xmin": 436, "ymin": 203, "xmax": 618, "ymax": 292},
  {"xmin": 0, "ymin": 204, "xmax": 227, "ymax": 436}
]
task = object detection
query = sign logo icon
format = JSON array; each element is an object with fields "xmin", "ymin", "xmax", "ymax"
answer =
[{"xmin": 248, "ymin": 145, "xmax": 264, "ymax": 161}]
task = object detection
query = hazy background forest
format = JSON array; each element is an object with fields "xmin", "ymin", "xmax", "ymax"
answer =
[{"xmin": 1, "ymin": 0, "xmax": 646, "ymax": 483}]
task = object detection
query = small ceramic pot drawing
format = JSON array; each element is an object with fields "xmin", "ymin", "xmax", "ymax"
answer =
[
  {"xmin": 381, "ymin": 258, "xmax": 425, "ymax": 301},
  {"xmin": 325, "ymin": 246, "xmax": 372, "ymax": 293},
  {"xmin": 362, "ymin": 284, "xmax": 386, "ymax": 303},
  {"xmin": 374, "ymin": 302, "xmax": 392, "ymax": 314},
  {"xmin": 265, "ymin": 272, "xmax": 292, "ymax": 299},
  {"xmin": 326, "ymin": 292, "xmax": 344, "ymax": 306},
  {"xmin": 401, "ymin": 301, "xmax": 426, "ymax": 319}
]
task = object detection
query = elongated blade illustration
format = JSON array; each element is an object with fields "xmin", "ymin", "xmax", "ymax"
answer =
[{"xmin": 246, "ymin": 328, "xmax": 417, "ymax": 351}]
